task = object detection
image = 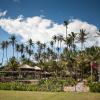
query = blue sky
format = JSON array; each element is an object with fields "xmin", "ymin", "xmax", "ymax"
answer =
[
  {"xmin": 0, "ymin": 0, "xmax": 100, "ymax": 26},
  {"xmin": 0, "ymin": 0, "xmax": 100, "ymax": 64}
]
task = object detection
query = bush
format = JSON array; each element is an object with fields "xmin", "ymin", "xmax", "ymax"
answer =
[
  {"xmin": 0, "ymin": 77, "xmax": 76, "ymax": 92},
  {"xmin": 0, "ymin": 82, "xmax": 38, "ymax": 91},
  {"xmin": 38, "ymin": 78, "xmax": 63, "ymax": 92},
  {"xmin": 89, "ymin": 82, "xmax": 100, "ymax": 93}
]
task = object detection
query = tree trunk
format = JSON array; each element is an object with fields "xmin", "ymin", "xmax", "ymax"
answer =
[
  {"xmin": 6, "ymin": 48, "xmax": 8, "ymax": 63},
  {"xmin": 13, "ymin": 44, "xmax": 15, "ymax": 57},
  {"xmin": 2, "ymin": 49, "xmax": 4, "ymax": 65}
]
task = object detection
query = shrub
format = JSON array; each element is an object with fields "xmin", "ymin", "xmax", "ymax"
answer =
[
  {"xmin": 89, "ymin": 82, "xmax": 100, "ymax": 93},
  {"xmin": 0, "ymin": 82, "xmax": 38, "ymax": 91}
]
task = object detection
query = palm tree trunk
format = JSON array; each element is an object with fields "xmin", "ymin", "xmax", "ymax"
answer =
[
  {"xmin": 2, "ymin": 49, "xmax": 4, "ymax": 65},
  {"xmin": 13, "ymin": 44, "xmax": 15, "ymax": 57},
  {"xmin": 17, "ymin": 52, "xmax": 18, "ymax": 59},
  {"xmin": 6, "ymin": 48, "xmax": 8, "ymax": 63},
  {"xmin": 66, "ymin": 26, "xmax": 67, "ymax": 40}
]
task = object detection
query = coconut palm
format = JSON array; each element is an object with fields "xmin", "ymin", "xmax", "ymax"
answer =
[
  {"xmin": 9, "ymin": 35, "xmax": 16, "ymax": 57},
  {"xmin": 36, "ymin": 41, "xmax": 42, "ymax": 62},
  {"xmin": 4, "ymin": 41, "xmax": 9, "ymax": 62},
  {"xmin": 77, "ymin": 28, "xmax": 88, "ymax": 81},
  {"xmin": 20, "ymin": 43, "xmax": 24, "ymax": 57},
  {"xmin": 27, "ymin": 49, "xmax": 33, "ymax": 61},
  {"xmin": 78, "ymin": 29, "xmax": 88, "ymax": 51},
  {"xmin": 69, "ymin": 32, "xmax": 77, "ymax": 51},
  {"xmin": 28, "ymin": 38, "xmax": 34, "ymax": 50},
  {"xmin": 64, "ymin": 20, "xmax": 69, "ymax": 39},
  {"xmin": 15, "ymin": 44, "xmax": 20, "ymax": 59},
  {"xmin": 50, "ymin": 41, "xmax": 54, "ymax": 51},
  {"xmin": 59, "ymin": 35, "xmax": 63, "ymax": 53},
  {"xmin": 52, "ymin": 35, "xmax": 57, "ymax": 53},
  {"xmin": 0, "ymin": 41, "xmax": 5, "ymax": 65}
]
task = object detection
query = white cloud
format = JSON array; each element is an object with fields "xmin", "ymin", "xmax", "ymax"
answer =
[
  {"xmin": 0, "ymin": 15, "xmax": 99, "ymax": 47},
  {"xmin": 0, "ymin": 10, "xmax": 7, "ymax": 17}
]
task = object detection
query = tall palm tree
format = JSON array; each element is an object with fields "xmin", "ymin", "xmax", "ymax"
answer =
[
  {"xmin": 77, "ymin": 29, "xmax": 88, "ymax": 81},
  {"xmin": 28, "ymin": 38, "xmax": 34, "ymax": 50},
  {"xmin": 25, "ymin": 45, "xmax": 29, "ymax": 59},
  {"xmin": 36, "ymin": 41, "xmax": 42, "ymax": 62},
  {"xmin": 0, "ymin": 41, "xmax": 5, "ymax": 65},
  {"xmin": 20, "ymin": 43, "xmax": 24, "ymax": 57},
  {"xmin": 9, "ymin": 35, "xmax": 16, "ymax": 57},
  {"xmin": 15, "ymin": 44, "xmax": 20, "ymax": 59},
  {"xmin": 64, "ymin": 20, "xmax": 69, "ymax": 39},
  {"xmin": 69, "ymin": 32, "xmax": 77, "ymax": 51},
  {"xmin": 78, "ymin": 29, "xmax": 87, "ymax": 51},
  {"xmin": 27, "ymin": 38, "xmax": 34, "ymax": 61},
  {"xmin": 5, "ymin": 41, "xmax": 9, "ymax": 62},
  {"xmin": 42, "ymin": 43, "xmax": 46, "ymax": 53},
  {"xmin": 56, "ymin": 35, "xmax": 61, "ymax": 61},
  {"xmin": 50, "ymin": 41, "xmax": 54, "ymax": 51},
  {"xmin": 52, "ymin": 35, "xmax": 57, "ymax": 53},
  {"xmin": 59, "ymin": 35, "xmax": 63, "ymax": 54},
  {"xmin": 65, "ymin": 36, "xmax": 73, "ymax": 50},
  {"xmin": 27, "ymin": 49, "xmax": 33, "ymax": 61}
]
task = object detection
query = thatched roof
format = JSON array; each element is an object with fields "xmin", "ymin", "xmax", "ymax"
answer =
[
  {"xmin": 19, "ymin": 64, "xmax": 34, "ymax": 69},
  {"xmin": 33, "ymin": 66, "xmax": 41, "ymax": 70},
  {"xmin": 19, "ymin": 65, "xmax": 41, "ymax": 70}
]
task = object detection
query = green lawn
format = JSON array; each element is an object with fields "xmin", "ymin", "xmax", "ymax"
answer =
[{"xmin": 0, "ymin": 90, "xmax": 100, "ymax": 100}]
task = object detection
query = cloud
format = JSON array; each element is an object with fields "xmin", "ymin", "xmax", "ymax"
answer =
[
  {"xmin": 0, "ymin": 10, "xmax": 7, "ymax": 17},
  {"xmin": 0, "ymin": 15, "xmax": 99, "ymax": 47}
]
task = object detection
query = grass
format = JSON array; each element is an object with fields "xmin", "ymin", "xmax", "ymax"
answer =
[{"xmin": 0, "ymin": 90, "xmax": 100, "ymax": 100}]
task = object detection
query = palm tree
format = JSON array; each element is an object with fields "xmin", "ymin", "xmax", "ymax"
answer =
[
  {"xmin": 15, "ymin": 44, "xmax": 20, "ymax": 59},
  {"xmin": 25, "ymin": 46, "xmax": 29, "ymax": 59},
  {"xmin": 20, "ymin": 43, "xmax": 24, "ymax": 57},
  {"xmin": 28, "ymin": 38, "xmax": 34, "ymax": 50},
  {"xmin": 77, "ymin": 29, "xmax": 88, "ymax": 81},
  {"xmin": 9, "ymin": 35, "xmax": 16, "ymax": 57},
  {"xmin": 64, "ymin": 20, "xmax": 69, "ymax": 39},
  {"xmin": 69, "ymin": 32, "xmax": 77, "ymax": 51},
  {"xmin": 59, "ymin": 35, "xmax": 63, "ymax": 53},
  {"xmin": 0, "ymin": 41, "xmax": 5, "ymax": 65},
  {"xmin": 65, "ymin": 36, "xmax": 72, "ymax": 50},
  {"xmin": 36, "ymin": 41, "xmax": 42, "ymax": 62},
  {"xmin": 56, "ymin": 35, "xmax": 61, "ymax": 61},
  {"xmin": 78, "ymin": 29, "xmax": 87, "ymax": 51},
  {"xmin": 42, "ymin": 43, "xmax": 46, "ymax": 53},
  {"xmin": 50, "ymin": 41, "xmax": 54, "ymax": 51},
  {"xmin": 27, "ymin": 49, "xmax": 33, "ymax": 61},
  {"xmin": 5, "ymin": 41, "xmax": 9, "ymax": 62},
  {"xmin": 52, "ymin": 35, "xmax": 57, "ymax": 53}
]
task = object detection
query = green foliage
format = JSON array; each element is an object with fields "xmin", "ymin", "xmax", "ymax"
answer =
[
  {"xmin": 38, "ymin": 78, "xmax": 63, "ymax": 92},
  {"xmin": 0, "ymin": 77, "xmax": 76, "ymax": 92},
  {"xmin": 86, "ymin": 76, "xmax": 96, "ymax": 84},
  {"xmin": 89, "ymin": 82, "xmax": 100, "ymax": 93},
  {"xmin": 0, "ymin": 82, "xmax": 38, "ymax": 91}
]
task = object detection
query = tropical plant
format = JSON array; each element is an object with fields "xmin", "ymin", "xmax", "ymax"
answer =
[{"xmin": 9, "ymin": 35, "xmax": 16, "ymax": 57}]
